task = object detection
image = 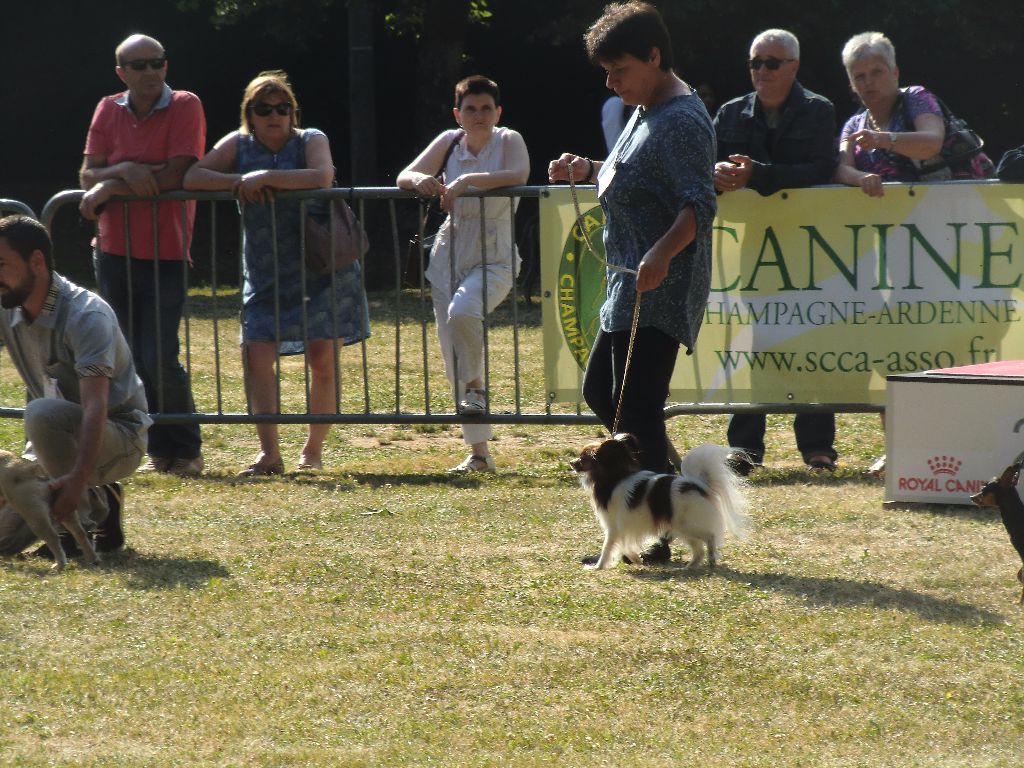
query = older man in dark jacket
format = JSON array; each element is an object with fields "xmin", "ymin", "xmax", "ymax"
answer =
[{"xmin": 713, "ymin": 28, "xmax": 839, "ymax": 473}]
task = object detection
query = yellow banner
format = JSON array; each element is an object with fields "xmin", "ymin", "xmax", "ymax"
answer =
[{"xmin": 541, "ymin": 182, "xmax": 1024, "ymax": 405}]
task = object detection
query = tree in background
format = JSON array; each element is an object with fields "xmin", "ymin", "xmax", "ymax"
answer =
[{"xmin": 179, "ymin": 0, "xmax": 496, "ymax": 181}]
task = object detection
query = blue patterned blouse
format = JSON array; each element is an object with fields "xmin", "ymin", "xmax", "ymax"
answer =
[{"xmin": 596, "ymin": 92, "xmax": 716, "ymax": 353}]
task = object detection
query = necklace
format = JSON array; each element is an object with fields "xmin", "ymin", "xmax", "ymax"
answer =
[{"xmin": 864, "ymin": 110, "xmax": 888, "ymax": 132}]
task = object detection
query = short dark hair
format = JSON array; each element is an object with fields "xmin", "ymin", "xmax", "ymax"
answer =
[
  {"xmin": 0, "ymin": 215, "xmax": 53, "ymax": 271},
  {"xmin": 454, "ymin": 75, "xmax": 501, "ymax": 109},
  {"xmin": 584, "ymin": 2, "xmax": 674, "ymax": 71}
]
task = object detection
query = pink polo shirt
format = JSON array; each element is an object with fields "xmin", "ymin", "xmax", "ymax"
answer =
[{"xmin": 84, "ymin": 87, "xmax": 206, "ymax": 261}]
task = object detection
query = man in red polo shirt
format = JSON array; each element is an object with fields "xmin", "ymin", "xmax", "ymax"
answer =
[{"xmin": 79, "ymin": 34, "xmax": 206, "ymax": 477}]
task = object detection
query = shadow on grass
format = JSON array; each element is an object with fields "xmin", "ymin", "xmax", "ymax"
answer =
[
  {"xmin": 630, "ymin": 564, "xmax": 1002, "ymax": 625},
  {"xmin": 349, "ymin": 471, "xmax": 487, "ymax": 488},
  {"xmin": 186, "ymin": 472, "xmax": 364, "ymax": 491},
  {"xmin": 103, "ymin": 549, "xmax": 231, "ymax": 590},
  {"xmin": 747, "ymin": 467, "xmax": 885, "ymax": 487},
  {"xmin": 884, "ymin": 501, "xmax": 1001, "ymax": 524},
  {"xmin": 162, "ymin": 471, "xmax": 504, "ymax": 490}
]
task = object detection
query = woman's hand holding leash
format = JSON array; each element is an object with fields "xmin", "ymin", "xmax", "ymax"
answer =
[
  {"xmin": 558, "ymin": 151, "xmax": 637, "ymax": 278},
  {"xmin": 637, "ymin": 246, "xmax": 672, "ymax": 293},
  {"xmin": 548, "ymin": 153, "xmax": 595, "ymax": 183}
]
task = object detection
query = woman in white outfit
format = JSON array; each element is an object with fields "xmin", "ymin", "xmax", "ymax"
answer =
[{"xmin": 397, "ymin": 75, "xmax": 530, "ymax": 473}]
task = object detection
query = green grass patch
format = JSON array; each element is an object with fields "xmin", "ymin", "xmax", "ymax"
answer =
[{"xmin": 0, "ymin": 291, "xmax": 1021, "ymax": 766}]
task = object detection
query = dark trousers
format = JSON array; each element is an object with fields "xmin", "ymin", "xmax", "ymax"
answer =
[
  {"xmin": 583, "ymin": 326, "xmax": 680, "ymax": 473},
  {"xmin": 727, "ymin": 412, "xmax": 836, "ymax": 464},
  {"xmin": 94, "ymin": 251, "xmax": 201, "ymax": 460}
]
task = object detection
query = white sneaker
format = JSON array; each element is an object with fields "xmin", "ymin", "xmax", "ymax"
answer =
[
  {"xmin": 864, "ymin": 454, "xmax": 886, "ymax": 479},
  {"xmin": 459, "ymin": 388, "xmax": 487, "ymax": 416},
  {"xmin": 448, "ymin": 454, "xmax": 496, "ymax": 473}
]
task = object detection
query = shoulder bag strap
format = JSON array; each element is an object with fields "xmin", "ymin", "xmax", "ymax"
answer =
[
  {"xmin": 417, "ymin": 129, "xmax": 465, "ymax": 231},
  {"xmin": 436, "ymin": 129, "xmax": 465, "ymax": 182}
]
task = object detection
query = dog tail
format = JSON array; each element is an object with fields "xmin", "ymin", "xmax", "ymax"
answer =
[{"xmin": 679, "ymin": 444, "xmax": 752, "ymax": 539}]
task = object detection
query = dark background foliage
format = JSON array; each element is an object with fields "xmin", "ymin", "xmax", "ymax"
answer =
[{"xmin": 4, "ymin": 0, "xmax": 1022, "ymax": 284}]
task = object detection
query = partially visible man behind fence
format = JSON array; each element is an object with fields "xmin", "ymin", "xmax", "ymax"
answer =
[
  {"xmin": 712, "ymin": 28, "xmax": 839, "ymax": 475},
  {"xmin": 78, "ymin": 33, "xmax": 206, "ymax": 477}
]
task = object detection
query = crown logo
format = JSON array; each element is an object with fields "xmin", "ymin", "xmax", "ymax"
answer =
[{"xmin": 927, "ymin": 456, "xmax": 962, "ymax": 476}]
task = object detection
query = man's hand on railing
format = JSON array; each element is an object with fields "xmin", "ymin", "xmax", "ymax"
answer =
[
  {"xmin": 79, "ymin": 183, "xmax": 113, "ymax": 220},
  {"xmin": 713, "ymin": 155, "xmax": 754, "ymax": 193},
  {"xmin": 119, "ymin": 162, "xmax": 165, "ymax": 197}
]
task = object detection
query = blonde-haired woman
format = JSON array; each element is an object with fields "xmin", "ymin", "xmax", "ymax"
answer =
[{"xmin": 185, "ymin": 70, "xmax": 368, "ymax": 476}]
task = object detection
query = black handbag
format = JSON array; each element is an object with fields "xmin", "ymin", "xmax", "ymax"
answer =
[
  {"xmin": 404, "ymin": 130, "xmax": 464, "ymax": 287},
  {"xmin": 997, "ymin": 146, "xmax": 1024, "ymax": 181},
  {"xmin": 893, "ymin": 90, "xmax": 988, "ymax": 180}
]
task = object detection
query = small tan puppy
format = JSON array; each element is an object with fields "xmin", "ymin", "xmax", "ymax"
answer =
[{"xmin": 0, "ymin": 450, "xmax": 98, "ymax": 570}]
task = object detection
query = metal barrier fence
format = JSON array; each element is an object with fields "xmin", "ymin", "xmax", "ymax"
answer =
[
  {"xmin": 0, "ymin": 199, "xmax": 37, "ymax": 219},
  {"xmin": 32, "ymin": 186, "xmax": 604, "ymax": 427},
  {"xmin": 17, "ymin": 187, "xmax": 863, "ymax": 428}
]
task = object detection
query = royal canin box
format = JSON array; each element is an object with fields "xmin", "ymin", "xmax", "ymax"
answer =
[{"xmin": 886, "ymin": 361, "xmax": 1024, "ymax": 505}]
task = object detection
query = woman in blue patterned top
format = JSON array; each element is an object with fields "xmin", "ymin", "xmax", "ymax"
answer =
[
  {"xmin": 549, "ymin": 1, "xmax": 716, "ymax": 563},
  {"xmin": 186, "ymin": 71, "xmax": 369, "ymax": 476}
]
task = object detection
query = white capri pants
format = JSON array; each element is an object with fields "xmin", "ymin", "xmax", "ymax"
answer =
[{"xmin": 432, "ymin": 263, "xmax": 515, "ymax": 446}]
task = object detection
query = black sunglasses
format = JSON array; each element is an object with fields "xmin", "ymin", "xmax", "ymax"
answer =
[
  {"xmin": 748, "ymin": 56, "xmax": 795, "ymax": 71},
  {"xmin": 251, "ymin": 102, "xmax": 293, "ymax": 117},
  {"xmin": 122, "ymin": 57, "xmax": 167, "ymax": 71}
]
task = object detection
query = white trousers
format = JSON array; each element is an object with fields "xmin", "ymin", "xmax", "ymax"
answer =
[
  {"xmin": 0, "ymin": 398, "xmax": 146, "ymax": 556},
  {"xmin": 431, "ymin": 264, "xmax": 514, "ymax": 446}
]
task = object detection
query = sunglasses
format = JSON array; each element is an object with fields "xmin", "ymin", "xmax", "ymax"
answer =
[
  {"xmin": 122, "ymin": 57, "xmax": 167, "ymax": 71},
  {"xmin": 251, "ymin": 102, "xmax": 293, "ymax": 117},
  {"xmin": 748, "ymin": 56, "xmax": 795, "ymax": 71}
]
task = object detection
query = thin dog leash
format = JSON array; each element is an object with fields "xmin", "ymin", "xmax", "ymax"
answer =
[{"xmin": 566, "ymin": 160, "xmax": 643, "ymax": 435}]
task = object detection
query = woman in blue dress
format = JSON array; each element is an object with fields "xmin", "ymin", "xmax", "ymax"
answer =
[
  {"xmin": 186, "ymin": 70, "xmax": 368, "ymax": 476},
  {"xmin": 548, "ymin": 2, "xmax": 716, "ymax": 563}
]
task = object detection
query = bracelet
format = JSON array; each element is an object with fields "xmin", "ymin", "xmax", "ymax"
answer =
[{"xmin": 583, "ymin": 157, "xmax": 595, "ymax": 183}]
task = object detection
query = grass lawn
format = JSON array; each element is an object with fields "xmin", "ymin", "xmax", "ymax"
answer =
[{"xmin": 0, "ymin": 290, "xmax": 1021, "ymax": 766}]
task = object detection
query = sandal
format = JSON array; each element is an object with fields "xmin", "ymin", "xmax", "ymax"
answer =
[
  {"xmin": 806, "ymin": 455, "xmax": 837, "ymax": 473},
  {"xmin": 236, "ymin": 458, "xmax": 285, "ymax": 477},
  {"xmin": 296, "ymin": 455, "xmax": 323, "ymax": 471},
  {"xmin": 448, "ymin": 454, "xmax": 496, "ymax": 474}
]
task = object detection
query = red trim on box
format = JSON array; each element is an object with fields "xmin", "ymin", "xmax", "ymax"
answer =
[{"xmin": 928, "ymin": 360, "xmax": 1024, "ymax": 377}]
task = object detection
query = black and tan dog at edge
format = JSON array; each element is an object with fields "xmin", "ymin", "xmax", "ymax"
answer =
[{"xmin": 971, "ymin": 459, "xmax": 1024, "ymax": 604}]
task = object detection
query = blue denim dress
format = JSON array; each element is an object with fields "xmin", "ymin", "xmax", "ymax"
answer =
[{"xmin": 236, "ymin": 128, "xmax": 369, "ymax": 353}]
